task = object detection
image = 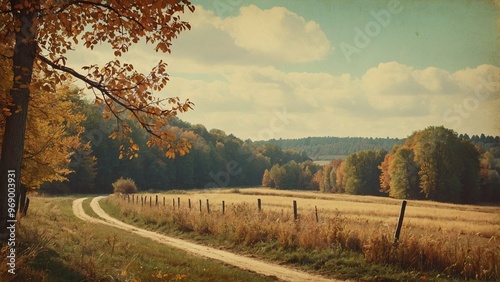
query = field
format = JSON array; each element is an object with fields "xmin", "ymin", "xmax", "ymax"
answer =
[
  {"xmin": 0, "ymin": 196, "xmax": 274, "ymax": 282},
  {"xmin": 103, "ymin": 188, "xmax": 500, "ymax": 281}
]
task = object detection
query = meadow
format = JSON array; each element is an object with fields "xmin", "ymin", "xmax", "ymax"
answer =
[
  {"xmin": 103, "ymin": 188, "xmax": 500, "ymax": 281},
  {"xmin": 0, "ymin": 196, "xmax": 274, "ymax": 282}
]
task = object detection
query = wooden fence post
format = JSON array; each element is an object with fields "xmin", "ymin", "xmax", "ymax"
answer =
[
  {"xmin": 178, "ymin": 197, "xmax": 181, "ymax": 208},
  {"xmin": 206, "ymin": 199, "xmax": 210, "ymax": 214},
  {"xmin": 155, "ymin": 195, "xmax": 158, "ymax": 206},
  {"xmin": 394, "ymin": 200, "xmax": 407, "ymax": 245},
  {"xmin": 315, "ymin": 206, "xmax": 319, "ymax": 223},
  {"xmin": 163, "ymin": 197, "xmax": 165, "ymax": 207},
  {"xmin": 293, "ymin": 200, "xmax": 298, "ymax": 220},
  {"xmin": 141, "ymin": 196, "xmax": 143, "ymax": 207},
  {"xmin": 199, "ymin": 199, "xmax": 202, "ymax": 213},
  {"xmin": 149, "ymin": 196, "xmax": 152, "ymax": 208},
  {"xmin": 222, "ymin": 200, "xmax": 225, "ymax": 214},
  {"xmin": 173, "ymin": 198, "xmax": 175, "ymax": 209},
  {"xmin": 127, "ymin": 194, "xmax": 130, "ymax": 203},
  {"xmin": 257, "ymin": 198, "xmax": 262, "ymax": 212},
  {"xmin": 188, "ymin": 199, "xmax": 191, "ymax": 209}
]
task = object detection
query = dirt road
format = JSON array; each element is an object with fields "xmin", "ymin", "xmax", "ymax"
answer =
[{"xmin": 72, "ymin": 197, "xmax": 340, "ymax": 282}]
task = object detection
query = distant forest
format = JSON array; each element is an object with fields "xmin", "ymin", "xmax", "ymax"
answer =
[
  {"xmin": 41, "ymin": 100, "xmax": 309, "ymax": 195},
  {"xmin": 258, "ymin": 137, "xmax": 402, "ymax": 159},
  {"xmin": 260, "ymin": 134, "xmax": 500, "ymax": 160}
]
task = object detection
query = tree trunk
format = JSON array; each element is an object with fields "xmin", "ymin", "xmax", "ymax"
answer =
[
  {"xmin": 22, "ymin": 198, "xmax": 30, "ymax": 216},
  {"xmin": 0, "ymin": 2, "xmax": 37, "ymax": 243},
  {"xmin": 19, "ymin": 184, "xmax": 27, "ymax": 216}
]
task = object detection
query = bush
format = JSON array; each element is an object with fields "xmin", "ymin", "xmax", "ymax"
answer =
[{"xmin": 112, "ymin": 177, "xmax": 138, "ymax": 194}]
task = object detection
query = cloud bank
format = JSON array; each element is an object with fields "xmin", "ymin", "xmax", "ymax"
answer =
[{"xmin": 66, "ymin": 4, "xmax": 499, "ymax": 140}]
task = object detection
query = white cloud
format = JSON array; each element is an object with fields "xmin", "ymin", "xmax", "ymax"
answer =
[
  {"xmin": 223, "ymin": 5, "xmax": 331, "ymax": 63},
  {"xmin": 64, "ymin": 3, "xmax": 499, "ymax": 139},
  {"xmin": 170, "ymin": 62, "xmax": 500, "ymax": 139},
  {"xmin": 413, "ymin": 67, "xmax": 460, "ymax": 94},
  {"xmin": 170, "ymin": 5, "xmax": 331, "ymax": 67}
]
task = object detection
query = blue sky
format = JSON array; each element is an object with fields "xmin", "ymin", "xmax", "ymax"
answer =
[
  {"xmin": 189, "ymin": 0, "xmax": 498, "ymax": 77},
  {"xmin": 70, "ymin": 0, "xmax": 500, "ymax": 139}
]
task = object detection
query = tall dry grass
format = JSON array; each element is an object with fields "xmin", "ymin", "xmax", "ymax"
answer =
[
  {"xmin": 110, "ymin": 192, "xmax": 499, "ymax": 281},
  {"xmin": 0, "ymin": 225, "xmax": 51, "ymax": 281}
]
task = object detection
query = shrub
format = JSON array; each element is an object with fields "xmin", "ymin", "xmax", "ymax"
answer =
[{"xmin": 112, "ymin": 177, "xmax": 138, "ymax": 194}]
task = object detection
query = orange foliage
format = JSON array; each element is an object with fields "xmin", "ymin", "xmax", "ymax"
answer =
[
  {"xmin": 0, "ymin": 75, "xmax": 86, "ymax": 188},
  {"xmin": 0, "ymin": 0, "xmax": 196, "ymax": 158}
]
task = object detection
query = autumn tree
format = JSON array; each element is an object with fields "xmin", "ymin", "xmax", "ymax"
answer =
[
  {"xmin": 282, "ymin": 160, "xmax": 301, "ymax": 189},
  {"xmin": 479, "ymin": 152, "xmax": 500, "ymax": 201},
  {"xmin": 335, "ymin": 161, "xmax": 347, "ymax": 192},
  {"xmin": 265, "ymin": 160, "xmax": 320, "ymax": 190},
  {"xmin": 343, "ymin": 150, "xmax": 386, "ymax": 196},
  {"xmin": 381, "ymin": 126, "xmax": 481, "ymax": 203},
  {"xmin": 329, "ymin": 160, "xmax": 338, "ymax": 192},
  {"xmin": 262, "ymin": 169, "xmax": 273, "ymax": 187},
  {"xmin": 316, "ymin": 159, "xmax": 343, "ymax": 193},
  {"xmin": 0, "ymin": 73, "xmax": 86, "ymax": 211},
  {"xmin": 269, "ymin": 164, "xmax": 287, "ymax": 189},
  {"xmin": 388, "ymin": 147, "xmax": 420, "ymax": 199},
  {"xmin": 310, "ymin": 170, "xmax": 322, "ymax": 190},
  {"xmin": 412, "ymin": 126, "xmax": 479, "ymax": 203},
  {"xmin": 300, "ymin": 160, "xmax": 318, "ymax": 189},
  {"xmin": 0, "ymin": 0, "xmax": 195, "ymax": 241},
  {"xmin": 320, "ymin": 164, "xmax": 332, "ymax": 192},
  {"xmin": 379, "ymin": 151, "xmax": 394, "ymax": 194}
]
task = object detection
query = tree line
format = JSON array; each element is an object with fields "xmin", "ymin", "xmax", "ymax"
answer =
[
  {"xmin": 41, "ymin": 99, "xmax": 309, "ymax": 194},
  {"xmin": 258, "ymin": 136, "xmax": 402, "ymax": 159},
  {"xmin": 262, "ymin": 126, "xmax": 500, "ymax": 204},
  {"xmin": 36, "ymin": 97, "xmax": 499, "ymax": 204},
  {"xmin": 261, "ymin": 133, "xmax": 500, "ymax": 161}
]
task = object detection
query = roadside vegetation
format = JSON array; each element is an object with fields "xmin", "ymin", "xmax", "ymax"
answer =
[
  {"xmin": 0, "ymin": 197, "xmax": 274, "ymax": 282},
  {"xmin": 102, "ymin": 188, "xmax": 500, "ymax": 281}
]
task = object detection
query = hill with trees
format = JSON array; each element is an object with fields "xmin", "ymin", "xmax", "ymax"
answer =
[
  {"xmin": 41, "ymin": 100, "xmax": 309, "ymax": 194},
  {"xmin": 258, "ymin": 136, "xmax": 402, "ymax": 160},
  {"xmin": 259, "ymin": 134, "xmax": 500, "ymax": 161}
]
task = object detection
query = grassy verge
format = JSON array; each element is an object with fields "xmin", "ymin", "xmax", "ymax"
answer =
[
  {"xmin": 101, "ymin": 195, "xmax": 486, "ymax": 281},
  {"xmin": 0, "ymin": 196, "xmax": 275, "ymax": 282},
  {"xmin": 82, "ymin": 197, "xmax": 100, "ymax": 219}
]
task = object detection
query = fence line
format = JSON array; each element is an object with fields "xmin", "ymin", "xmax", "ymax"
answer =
[{"xmin": 119, "ymin": 194, "xmax": 408, "ymax": 241}]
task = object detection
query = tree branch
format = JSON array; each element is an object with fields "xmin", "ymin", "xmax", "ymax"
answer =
[
  {"xmin": 23, "ymin": 127, "xmax": 61, "ymax": 160},
  {"xmin": 75, "ymin": 0, "xmax": 147, "ymax": 31},
  {"xmin": 37, "ymin": 54, "xmax": 162, "ymax": 138}
]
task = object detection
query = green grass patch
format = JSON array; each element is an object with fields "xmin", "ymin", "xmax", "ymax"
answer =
[{"xmin": 82, "ymin": 197, "xmax": 100, "ymax": 219}]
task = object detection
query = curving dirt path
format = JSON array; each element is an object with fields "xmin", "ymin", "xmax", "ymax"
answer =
[{"xmin": 72, "ymin": 197, "xmax": 340, "ymax": 282}]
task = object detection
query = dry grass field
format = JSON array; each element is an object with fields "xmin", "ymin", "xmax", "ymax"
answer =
[{"xmin": 106, "ymin": 188, "xmax": 500, "ymax": 281}]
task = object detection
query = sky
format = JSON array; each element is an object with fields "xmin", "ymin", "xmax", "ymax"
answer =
[{"xmin": 70, "ymin": 0, "xmax": 500, "ymax": 140}]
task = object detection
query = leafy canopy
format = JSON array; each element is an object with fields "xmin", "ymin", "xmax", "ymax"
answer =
[
  {"xmin": 0, "ymin": 0, "xmax": 196, "ymax": 158},
  {"xmin": 0, "ymin": 70, "xmax": 86, "ymax": 188}
]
